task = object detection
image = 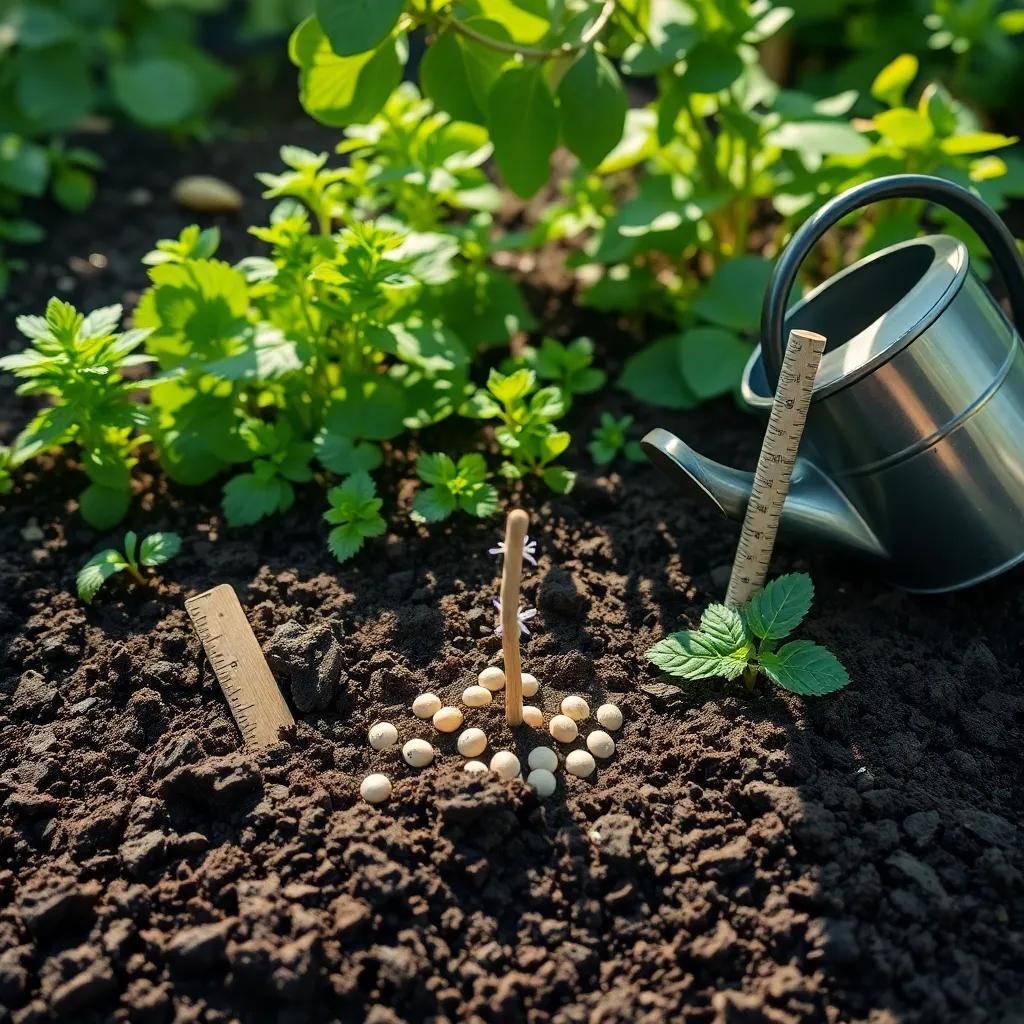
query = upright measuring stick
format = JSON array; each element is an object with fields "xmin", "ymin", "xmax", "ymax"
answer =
[
  {"xmin": 725, "ymin": 328, "xmax": 827, "ymax": 608},
  {"xmin": 185, "ymin": 584, "xmax": 295, "ymax": 747},
  {"xmin": 500, "ymin": 508, "xmax": 529, "ymax": 726}
]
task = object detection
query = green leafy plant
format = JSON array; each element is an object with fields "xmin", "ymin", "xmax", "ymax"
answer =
[
  {"xmin": 646, "ymin": 573, "xmax": 850, "ymax": 696},
  {"xmin": 323, "ymin": 471, "xmax": 386, "ymax": 562},
  {"xmin": 516, "ymin": 337, "xmax": 605, "ymax": 407},
  {"xmin": 76, "ymin": 530, "xmax": 181, "ymax": 604},
  {"xmin": 587, "ymin": 413, "xmax": 645, "ymax": 467},
  {"xmin": 0, "ymin": 298, "xmax": 152, "ymax": 528},
  {"xmin": 411, "ymin": 451, "xmax": 498, "ymax": 523}
]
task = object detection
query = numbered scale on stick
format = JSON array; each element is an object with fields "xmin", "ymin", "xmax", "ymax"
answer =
[{"xmin": 725, "ymin": 329, "xmax": 827, "ymax": 608}]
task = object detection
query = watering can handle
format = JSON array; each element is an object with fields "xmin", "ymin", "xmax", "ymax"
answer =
[{"xmin": 760, "ymin": 173, "xmax": 1024, "ymax": 388}]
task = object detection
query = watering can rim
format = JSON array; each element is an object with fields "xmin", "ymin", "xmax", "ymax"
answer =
[{"xmin": 741, "ymin": 233, "xmax": 967, "ymax": 408}]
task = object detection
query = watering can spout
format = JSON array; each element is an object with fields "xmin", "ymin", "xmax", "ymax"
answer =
[{"xmin": 641, "ymin": 428, "xmax": 888, "ymax": 563}]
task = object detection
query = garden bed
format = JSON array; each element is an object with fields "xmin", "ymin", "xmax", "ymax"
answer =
[{"xmin": 1, "ymin": 131, "xmax": 1022, "ymax": 1024}]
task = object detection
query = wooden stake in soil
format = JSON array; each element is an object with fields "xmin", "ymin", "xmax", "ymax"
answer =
[
  {"xmin": 185, "ymin": 584, "xmax": 295, "ymax": 748},
  {"xmin": 500, "ymin": 509, "xmax": 529, "ymax": 726},
  {"xmin": 725, "ymin": 329, "xmax": 827, "ymax": 608}
]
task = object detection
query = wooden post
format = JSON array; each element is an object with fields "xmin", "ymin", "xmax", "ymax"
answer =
[{"xmin": 500, "ymin": 509, "xmax": 529, "ymax": 726}]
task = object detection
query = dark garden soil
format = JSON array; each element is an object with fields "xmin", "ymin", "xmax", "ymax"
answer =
[{"xmin": 1, "ymin": 130, "xmax": 1023, "ymax": 1024}]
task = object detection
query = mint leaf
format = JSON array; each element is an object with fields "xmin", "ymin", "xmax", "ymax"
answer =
[
  {"xmin": 139, "ymin": 532, "xmax": 182, "ymax": 567},
  {"xmin": 458, "ymin": 482, "xmax": 499, "ymax": 518},
  {"xmin": 698, "ymin": 604, "xmax": 749, "ymax": 654},
  {"xmin": 77, "ymin": 549, "xmax": 127, "ymax": 604},
  {"xmin": 745, "ymin": 573, "xmax": 814, "ymax": 640},
  {"xmin": 646, "ymin": 630, "xmax": 748, "ymax": 681},
  {"xmin": 760, "ymin": 640, "xmax": 850, "ymax": 696},
  {"xmin": 411, "ymin": 486, "xmax": 457, "ymax": 524}
]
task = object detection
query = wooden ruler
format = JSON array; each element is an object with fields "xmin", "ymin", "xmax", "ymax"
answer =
[
  {"xmin": 500, "ymin": 508, "xmax": 529, "ymax": 726},
  {"xmin": 725, "ymin": 329, "xmax": 827, "ymax": 607},
  {"xmin": 185, "ymin": 584, "xmax": 295, "ymax": 747}
]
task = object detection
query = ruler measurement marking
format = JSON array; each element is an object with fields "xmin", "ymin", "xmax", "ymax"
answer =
[{"xmin": 725, "ymin": 329, "xmax": 827, "ymax": 608}]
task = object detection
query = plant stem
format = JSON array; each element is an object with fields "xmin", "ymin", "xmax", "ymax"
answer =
[{"xmin": 742, "ymin": 665, "xmax": 758, "ymax": 692}]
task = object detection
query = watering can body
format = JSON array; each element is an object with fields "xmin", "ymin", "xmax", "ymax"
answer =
[{"xmin": 643, "ymin": 175, "xmax": 1024, "ymax": 593}]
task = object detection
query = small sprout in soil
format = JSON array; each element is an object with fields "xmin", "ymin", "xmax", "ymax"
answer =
[
  {"xmin": 433, "ymin": 706, "xmax": 463, "ymax": 733},
  {"xmin": 457, "ymin": 728, "xmax": 487, "ymax": 758},
  {"xmin": 646, "ymin": 573, "xmax": 850, "ymax": 697},
  {"xmin": 77, "ymin": 531, "xmax": 181, "ymax": 604},
  {"xmin": 462, "ymin": 685, "xmax": 492, "ymax": 707},
  {"xmin": 411, "ymin": 452, "xmax": 499, "ymax": 524},
  {"xmin": 586, "ymin": 731, "xmax": 616, "ymax": 759},
  {"xmin": 522, "ymin": 705, "xmax": 544, "ymax": 727},
  {"xmin": 492, "ymin": 598, "xmax": 537, "ymax": 637},
  {"xmin": 549, "ymin": 714, "xmax": 579, "ymax": 744},
  {"xmin": 368, "ymin": 722, "xmax": 398, "ymax": 751},
  {"xmin": 464, "ymin": 760, "xmax": 488, "ymax": 774},
  {"xmin": 596, "ymin": 703, "xmax": 623, "ymax": 731},
  {"xmin": 527, "ymin": 768, "xmax": 557, "ymax": 797},
  {"xmin": 528, "ymin": 747, "xmax": 559, "ymax": 773},
  {"xmin": 478, "ymin": 666, "xmax": 505, "ymax": 692},
  {"xmin": 489, "ymin": 750, "xmax": 521, "ymax": 781},
  {"xmin": 402, "ymin": 739, "xmax": 434, "ymax": 767},
  {"xmin": 565, "ymin": 750, "xmax": 597, "ymax": 778},
  {"xmin": 412, "ymin": 692, "xmax": 442, "ymax": 719},
  {"xmin": 323, "ymin": 472, "xmax": 386, "ymax": 564},
  {"xmin": 489, "ymin": 534, "xmax": 538, "ymax": 567},
  {"xmin": 560, "ymin": 695, "xmax": 590, "ymax": 721},
  {"xmin": 360, "ymin": 773, "xmax": 392, "ymax": 804},
  {"xmin": 521, "ymin": 672, "xmax": 539, "ymax": 697},
  {"xmin": 587, "ymin": 413, "xmax": 646, "ymax": 467}
]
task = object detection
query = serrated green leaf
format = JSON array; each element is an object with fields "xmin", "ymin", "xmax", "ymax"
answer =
[
  {"xmin": 459, "ymin": 482, "xmax": 499, "ymax": 518},
  {"xmin": 222, "ymin": 473, "xmax": 293, "ymax": 526},
  {"xmin": 646, "ymin": 630, "xmax": 748, "ymax": 681},
  {"xmin": 416, "ymin": 452, "xmax": 457, "ymax": 485},
  {"xmin": 745, "ymin": 573, "xmax": 813, "ymax": 640},
  {"xmin": 316, "ymin": 0, "xmax": 403, "ymax": 56},
  {"xmin": 542, "ymin": 465, "xmax": 576, "ymax": 494},
  {"xmin": 558, "ymin": 48, "xmax": 626, "ymax": 170},
  {"xmin": 315, "ymin": 432, "xmax": 382, "ymax": 475},
  {"xmin": 698, "ymin": 604, "xmax": 749, "ymax": 654},
  {"xmin": 487, "ymin": 64, "xmax": 557, "ymax": 198},
  {"xmin": 760, "ymin": 640, "xmax": 850, "ymax": 696},
  {"xmin": 327, "ymin": 523, "xmax": 370, "ymax": 561},
  {"xmin": 411, "ymin": 486, "xmax": 457, "ymax": 523},
  {"xmin": 139, "ymin": 532, "xmax": 182, "ymax": 567},
  {"xmin": 76, "ymin": 549, "xmax": 127, "ymax": 604}
]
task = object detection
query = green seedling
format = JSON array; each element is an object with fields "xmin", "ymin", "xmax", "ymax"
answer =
[
  {"xmin": 411, "ymin": 452, "xmax": 499, "ymax": 523},
  {"xmin": 646, "ymin": 573, "xmax": 849, "ymax": 697},
  {"xmin": 323, "ymin": 471, "xmax": 386, "ymax": 562},
  {"xmin": 77, "ymin": 531, "xmax": 181, "ymax": 604},
  {"xmin": 520, "ymin": 337, "xmax": 606, "ymax": 407},
  {"xmin": 587, "ymin": 413, "xmax": 645, "ymax": 466}
]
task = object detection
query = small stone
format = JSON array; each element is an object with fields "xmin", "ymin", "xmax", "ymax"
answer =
[
  {"xmin": 172, "ymin": 175, "xmax": 243, "ymax": 213},
  {"xmin": 561, "ymin": 695, "xmax": 590, "ymax": 721},
  {"xmin": 528, "ymin": 747, "xmax": 559, "ymax": 772},
  {"xmin": 522, "ymin": 705, "xmax": 543, "ymax": 727},
  {"xmin": 596, "ymin": 703, "xmax": 623, "ymax": 731},
  {"xmin": 489, "ymin": 751, "xmax": 520, "ymax": 781},
  {"xmin": 412, "ymin": 693, "xmax": 442, "ymax": 719},
  {"xmin": 462, "ymin": 685, "xmax": 492, "ymax": 707},
  {"xmin": 549, "ymin": 715, "xmax": 578, "ymax": 744},
  {"xmin": 478, "ymin": 666, "xmax": 505, "ymax": 692},
  {"xmin": 527, "ymin": 769, "xmax": 557, "ymax": 797},
  {"xmin": 457, "ymin": 728, "xmax": 487, "ymax": 758},
  {"xmin": 586, "ymin": 730, "xmax": 615, "ymax": 759},
  {"xmin": 521, "ymin": 673, "xmax": 539, "ymax": 697},
  {"xmin": 368, "ymin": 722, "xmax": 398, "ymax": 751},
  {"xmin": 360, "ymin": 774, "xmax": 392, "ymax": 804},
  {"xmin": 402, "ymin": 739, "xmax": 434, "ymax": 768},
  {"xmin": 433, "ymin": 706, "xmax": 464, "ymax": 733},
  {"xmin": 565, "ymin": 750, "xmax": 596, "ymax": 778},
  {"xmin": 464, "ymin": 760, "xmax": 488, "ymax": 774}
]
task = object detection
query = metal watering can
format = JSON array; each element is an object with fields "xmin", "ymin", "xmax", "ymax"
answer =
[{"xmin": 643, "ymin": 174, "xmax": 1024, "ymax": 593}]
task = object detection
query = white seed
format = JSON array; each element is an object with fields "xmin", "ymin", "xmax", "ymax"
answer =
[
  {"xmin": 478, "ymin": 666, "xmax": 506, "ymax": 692},
  {"xmin": 433, "ymin": 706, "xmax": 464, "ymax": 733},
  {"xmin": 464, "ymin": 760, "xmax": 488, "ymax": 774},
  {"xmin": 521, "ymin": 673, "xmax": 539, "ymax": 697},
  {"xmin": 561, "ymin": 695, "xmax": 590, "ymax": 721},
  {"xmin": 172, "ymin": 175, "xmax": 243, "ymax": 213},
  {"xmin": 549, "ymin": 714, "xmax": 578, "ymax": 744},
  {"xmin": 462, "ymin": 685, "xmax": 492, "ymax": 707},
  {"xmin": 586, "ymin": 730, "xmax": 616, "ymax": 759},
  {"xmin": 565, "ymin": 750, "xmax": 596, "ymax": 778},
  {"xmin": 528, "ymin": 746, "xmax": 559, "ymax": 772},
  {"xmin": 489, "ymin": 750, "xmax": 521, "ymax": 781},
  {"xmin": 596, "ymin": 703, "xmax": 623, "ymax": 731},
  {"xmin": 457, "ymin": 728, "xmax": 487, "ymax": 757},
  {"xmin": 412, "ymin": 692, "xmax": 442, "ymax": 719},
  {"xmin": 522, "ymin": 705, "xmax": 543, "ymax": 727},
  {"xmin": 360, "ymin": 773, "xmax": 392, "ymax": 803},
  {"xmin": 368, "ymin": 722, "xmax": 398, "ymax": 751},
  {"xmin": 402, "ymin": 738, "xmax": 434, "ymax": 768},
  {"xmin": 527, "ymin": 768, "xmax": 557, "ymax": 797}
]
